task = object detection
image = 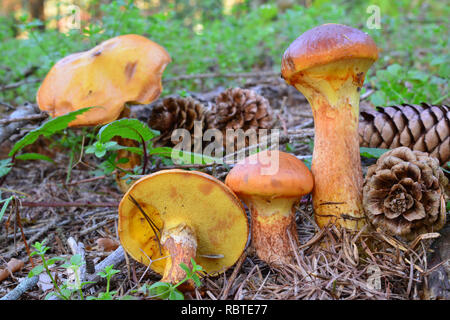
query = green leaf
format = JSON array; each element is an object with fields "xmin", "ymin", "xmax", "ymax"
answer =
[
  {"xmin": 191, "ymin": 274, "xmax": 202, "ymax": 287},
  {"xmin": 369, "ymin": 91, "xmax": 387, "ymax": 106},
  {"xmin": 70, "ymin": 254, "xmax": 83, "ymax": 266},
  {"xmin": 179, "ymin": 262, "xmax": 191, "ymax": 274},
  {"xmin": 0, "ymin": 158, "xmax": 13, "ymax": 178},
  {"xmin": 360, "ymin": 147, "xmax": 389, "ymax": 159},
  {"xmin": 46, "ymin": 257, "xmax": 64, "ymax": 265},
  {"xmin": 149, "ymin": 282, "xmax": 171, "ymax": 299},
  {"xmin": 98, "ymin": 119, "xmax": 158, "ymax": 143},
  {"xmin": 0, "ymin": 196, "xmax": 13, "ymax": 224},
  {"xmin": 170, "ymin": 149, "xmax": 223, "ymax": 165},
  {"xmin": 9, "ymin": 107, "xmax": 93, "ymax": 157},
  {"xmin": 28, "ymin": 265, "xmax": 44, "ymax": 277},
  {"xmin": 169, "ymin": 288, "xmax": 184, "ymax": 300},
  {"xmin": 44, "ymin": 292, "xmax": 58, "ymax": 300},
  {"xmin": 15, "ymin": 153, "xmax": 55, "ymax": 163},
  {"xmin": 386, "ymin": 64, "xmax": 402, "ymax": 76}
]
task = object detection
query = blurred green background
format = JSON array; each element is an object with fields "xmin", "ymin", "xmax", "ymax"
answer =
[{"xmin": 0, "ymin": 0, "xmax": 448, "ymax": 107}]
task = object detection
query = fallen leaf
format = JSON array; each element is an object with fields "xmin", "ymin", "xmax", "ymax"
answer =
[
  {"xmin": 37, "ymin": 272, "xmax": 54, "ymax": 292},
  {"xmin": 95, "ymin": 238, "xmax": 119, "ymax": 252},
  {"xmin": 0, "ymin": 258, "xmax": 24, "ymax": 282}
]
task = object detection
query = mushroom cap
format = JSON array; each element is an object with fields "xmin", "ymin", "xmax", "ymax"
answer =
[
  {"xmin": 281, "ymin": 24, "xmax": 378, "ymax": 83},
  {"xmin": 225, "ymin": 150, "xmax": 314, "ymax": 198},
  {"xmin": 37, "ymin": 34, "xmax": 171, "ymax": 127},
  {"xmin": 118, "ymin": 169, "xmax": 249, "ymax": 276}
]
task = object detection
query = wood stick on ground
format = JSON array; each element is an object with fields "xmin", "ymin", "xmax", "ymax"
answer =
[
  {"xmin": 0, "ymin": 113, "xmax": 48, "ymax": 125},
  {"xmin": 67, "ymin": 237, "xmax": 87, "ymax": 285},
  {"xmin": 79, "ymin": 218, "xmax": 117, "ymax": 236},
  {"xmin": 84, "ymin": 246, "xmax": 125, "ymax": 289},
  {"xmin": 0, "ymin": 103, "xmax": 38, "ymax": 145},
  {"xmin": 65, "ymin": 174, "xmax": 110, "ymax": 186},
  {"xmin": 14, "ymin": 198, "xmax": 34, "ymax": 267},
  {"xmin": 3, "ymin": 218, "xmax": 58, "ymax": 260},
  {"xmin": 0, "ymin": 275, "xmax": 39, "ymax": 300},
  {"xmin": 20, "ymin": 201, "xmax": 120, "ymax": 208}
]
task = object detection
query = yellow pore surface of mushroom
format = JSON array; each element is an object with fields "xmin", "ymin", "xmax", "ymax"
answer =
[
  {"xmin": 281, "ymin": 24, "xmax": 378, "ymax": 230},
  {"xmin": 118, "ymin": 169, "xmax": 249, "ymax": 280},
  {"xmin": 37, "ymin": 34, "xmax": 171, "ymax": 127}
]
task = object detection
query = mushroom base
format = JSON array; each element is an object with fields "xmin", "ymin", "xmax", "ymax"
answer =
[
  {"xmin": 292, "ymin": 58, "xmax": 374, "ymax": 231},
  {"xmin": 245, "ymin": 196, "xmax": 298, "ymax": 265},
  {"xmin": 161, "ymin": 223, "xmax": 198, "ymax": 290}
]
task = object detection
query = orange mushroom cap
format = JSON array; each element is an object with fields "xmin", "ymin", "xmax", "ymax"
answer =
[
  {"xmin": 225, "ymin": 150, "xmax": 313, "ymax": 198},
  {"xmin": 37, "ymin": 34, "xmax": 171, "ymax": 127},
  {"xmin": 281, "ymin": 23, "xmax": 378, "ymax": 84}
]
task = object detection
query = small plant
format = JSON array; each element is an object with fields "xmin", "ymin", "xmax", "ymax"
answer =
[
  {"xmin": 28, "ymin": 241, "xmax": 122, "ymax": 300},
  {"xmin": 28, "ymin": 241, "xmax": 67, "ymax": 300},
  {"xmin": 86, "ymin": 265, "xmax": 121, "ymax": 300},
  {"xmin": 141, "ymin": 258, "xmax": 203, "ymax": 300}
]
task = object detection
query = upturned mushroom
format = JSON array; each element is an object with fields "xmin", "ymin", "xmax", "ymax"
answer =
[
  {"xmin": 36, "ymin": 34, "xmax": 171, "ymax": 192},
  {"xmin": 281, "ymin": 24, "xmax": 378, "ymax": 230},
  {"xmin": 225, "ymin": 150, "xmax": 313, "ymax": 265},
  {"xmin": 118, "ymin": 169, "xmax": 249, "ymax": 289},
  {"xmin": 37, "ymin": 34, "xmax": 171, "ymax": 126}
]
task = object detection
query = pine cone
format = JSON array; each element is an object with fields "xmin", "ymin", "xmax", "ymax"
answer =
[
  {"xmin": 206, "ymin": 88, "xmax": 273, "ymax": 149},
  {"xmin": 359, "ymin": 103, "xmax": 449, "ymax": 168},
  {"xmin": 363, "ymin": 147, "xmax": 448, "ymax": 240},
  {"xmin": 148, "ymin": 97, "xmax": 206, "ymax": 146}
]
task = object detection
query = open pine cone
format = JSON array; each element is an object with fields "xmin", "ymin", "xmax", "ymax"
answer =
[
  {"xmin": 148, "ymin": 96, "xmax": 206, "ymax": 147},
  {"xmin": 359, "ymin": 103, "xmax": 449, "ymax": 169},
  {"xmin": 363, "ymin": 147, "xmax": 448, "ymax": 240},
  {"xmin": 206, "ymin": 88, "xmax": 273, "ymax": 150}
]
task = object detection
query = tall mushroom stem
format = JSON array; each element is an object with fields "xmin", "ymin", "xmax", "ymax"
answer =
[
  {"xmin": 244, "ymin": 196, "xmax": 298, "ymax": 265},
  {"xmin": 160, "ymin": 223, "xmax": 197, "ymax": 289},
  {"xmin": 292, "ymin": 58, "xmax": 373, "ymax": 230}
]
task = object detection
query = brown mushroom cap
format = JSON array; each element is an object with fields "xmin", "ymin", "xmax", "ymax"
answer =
[
  {"xmin": 281, "ymin": 23, "xmax": 378, "ymax": 84},
  {"xmin": 225, "ymin": 150, "xmax": 313, "ymax": 198},
  {"xmin": 37, "ymin": 34, "xmax": 171, "ymax": 127}
]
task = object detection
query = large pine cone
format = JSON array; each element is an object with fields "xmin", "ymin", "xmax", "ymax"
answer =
[
  {"xmin": 359, "ymin": 103, "xmax": 449, "ymax": 168},
  {"xmin": 148, "ymin": 96, "xmax": 206, "ymax": 146},
  {"xmin": 363, "ymin": 147, "xmax": 448, "ymax": 240},
  {"xmin": 206, "ymin": 88, "xmax": 273, "ymax": 149}
]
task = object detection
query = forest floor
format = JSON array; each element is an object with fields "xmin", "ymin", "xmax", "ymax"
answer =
[{"xmin": 0, "ymin": 76, "xmax": 447, "ymax": 300}]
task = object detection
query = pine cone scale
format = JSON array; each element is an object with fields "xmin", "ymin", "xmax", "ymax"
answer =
[
  {"xmin": 148, "ymin": 96, "xmax": 206, "ymax": 147},
  {"xmin": 359, "ymin": 103, "xmax": 449, "ymax": 168},
  {"xmin": 205, "ymin": 87, "xmax": 274, "ymax": 151}
]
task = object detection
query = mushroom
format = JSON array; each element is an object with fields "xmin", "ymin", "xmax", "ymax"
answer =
[
  {"xmin": 37, "ymin": 34, "xmax": 171, "ymax": 126},
  {"xmin": 225, "ymin": 150, "xmax": 313, "ymax": 265},
  {"xmin": 36, "ymin": 34, "xmax": 171, "ymax": 192},
  {"xmin": 281, "ymin": 24, "xmax": 378, "ymax": 230},
  {"xmin": 118, "ymin": 169, "xmax": 249, "ymax": 289}
]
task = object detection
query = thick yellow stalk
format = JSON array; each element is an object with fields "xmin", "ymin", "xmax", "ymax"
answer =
[{"xmin": 293, "ymin": 58, "xmax": 373, "ymax": 230}]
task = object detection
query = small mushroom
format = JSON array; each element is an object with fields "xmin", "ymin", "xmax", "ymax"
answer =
[
  {"xmin": 36, "ymin": 34, "xmax": 171, "ymax": 192},
  {"xmin": 281, "ymin": 24, "xmax": 378, "ymax": 230},
  {"xmin": 118, "ymin": 169, "xmax": 249, "ymax": 290},
  {"xmin": 225, "ymin": 150, "xmax": 313, "ymax": 265}
]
